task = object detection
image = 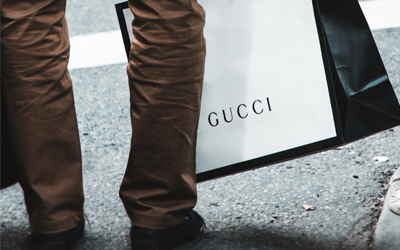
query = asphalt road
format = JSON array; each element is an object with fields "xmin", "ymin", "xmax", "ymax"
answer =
[{"xmin": 1, "ymin": 1, "xmax": 400, "ymax": 249}]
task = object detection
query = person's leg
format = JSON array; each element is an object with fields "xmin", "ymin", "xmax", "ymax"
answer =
[
  {"xmin": 119, "ymin": 0, "xmax": 206, "ymax": 230},
  {"xmin": 1, "ymin": 0, "xmax": 84, "ymax": 235}
]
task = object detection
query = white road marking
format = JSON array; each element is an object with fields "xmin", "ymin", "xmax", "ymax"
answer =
[
  {"xmin": 69, "ymin": 30, "xmax": 127, "ymax": 70},
  {"xmin": 68, "ymin": 0, "xmax": 400, "ymax": 70},
  {"xmin": 360, "ymin": 0, "xmax": 400, "ymax": 30}
]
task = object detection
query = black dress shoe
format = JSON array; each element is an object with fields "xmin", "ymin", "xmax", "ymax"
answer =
[
  {"xmin": 32, "ymin": 219, "xmax": 85, "ymax": 250},
  {"xmin": 130, "ymin": 210, "xmax": 205, "ymax": 250}
]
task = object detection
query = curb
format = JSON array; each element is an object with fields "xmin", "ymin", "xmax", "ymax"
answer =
[{"xmin": 373, "ymin": 167, "xmax": 400, "ymax": 250}]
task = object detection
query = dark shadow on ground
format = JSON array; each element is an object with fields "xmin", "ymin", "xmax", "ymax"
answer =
[
  {"xmin": 1, "ymin": 223, "xmax": 369, "ymax": 250},
  {"xmin": 176, "ymin": 225, "xmax": 367, "ymax": 250}
]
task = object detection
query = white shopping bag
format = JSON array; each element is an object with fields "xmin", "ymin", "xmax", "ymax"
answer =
[
  {"xmin": 196, "ymin": 0, "xmax": 336, "ymax": 174},
  {"xmin": 116, "ymin": 0, "xmax": 337, "ymax": 178},
  {"xmin": 116, "ymin": 0, "xmax": 400, "ymax": 181}
]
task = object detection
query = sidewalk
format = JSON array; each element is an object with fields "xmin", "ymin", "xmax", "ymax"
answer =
[{"xmin": 373, "ymin": 167, "xmax": 400, "ymax": 250}]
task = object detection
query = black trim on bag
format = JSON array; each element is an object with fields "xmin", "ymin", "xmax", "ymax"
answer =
[
  {"xmin": 312, "ymin": 0, "xmax": 344, "ymax": 143},
  {"xmin": 115, "ymin": 1, "xmax": 131, "ymax": 59},
  {"xmin": 196, "ymin": 137, "xmax": 342, "ymax": 182}
]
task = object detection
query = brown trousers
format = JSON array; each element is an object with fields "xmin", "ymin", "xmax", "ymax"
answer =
[
  {"xmin": 1, "ymin": 0, "xmax": 84, "ymax": 234},
  {"xmin": 119, "ymin": 0, "xmax": 206, "ymax": 229},
  {"xmin": 1, "ymin": 0, "xmax": 205, "ymax": 232}
]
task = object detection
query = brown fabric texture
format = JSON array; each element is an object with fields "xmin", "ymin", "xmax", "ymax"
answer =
[
  {"xmin": 1, "ymin": 0, "xmax": 84, "ymax": 234},
  {"xmin": 119, "ymin": 0, "xmax": 206, "ymax": 229}
]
